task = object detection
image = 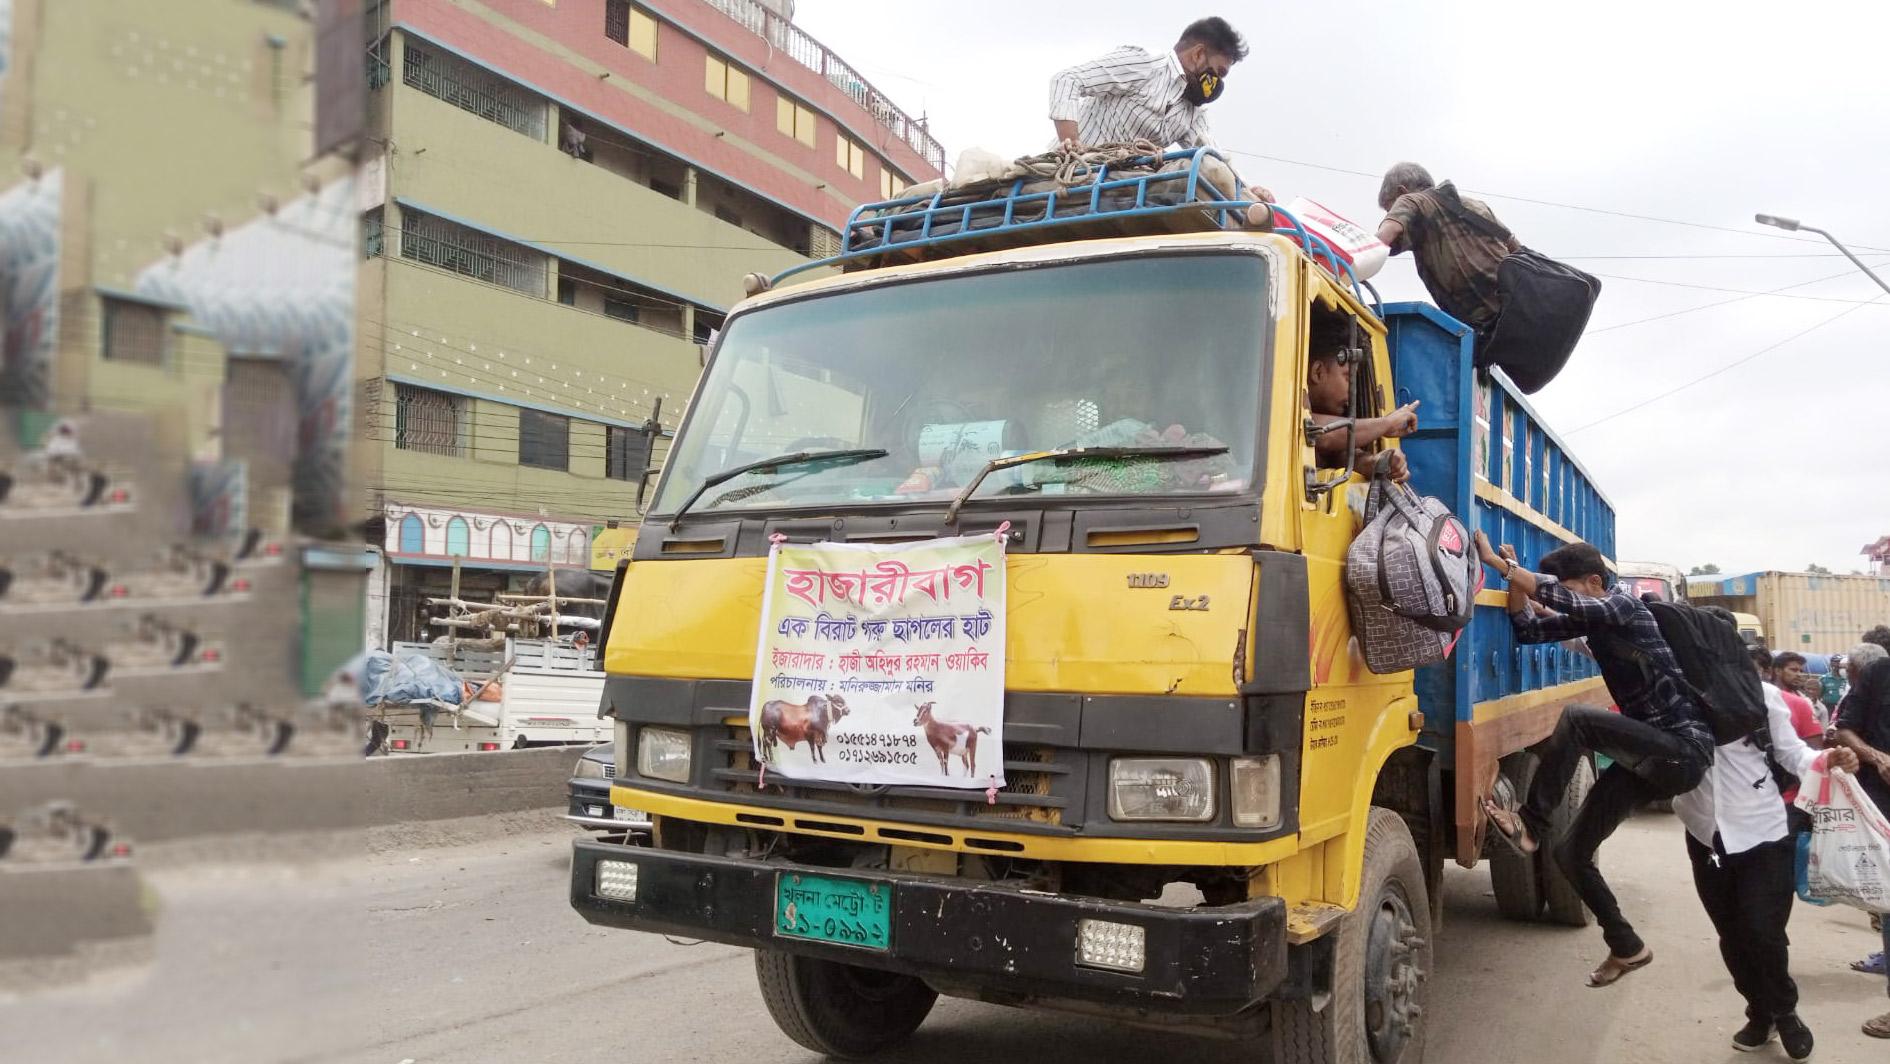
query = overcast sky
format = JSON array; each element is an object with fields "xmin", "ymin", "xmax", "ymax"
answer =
[{"xmin": 796, "ymin": 0, "xmax": 1889, "ymax": 576}]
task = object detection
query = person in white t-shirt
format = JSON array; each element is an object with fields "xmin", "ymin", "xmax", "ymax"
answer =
[{"xmin": 1673, "ymin": 680, "xmax": 1858, "ymax": 1060}]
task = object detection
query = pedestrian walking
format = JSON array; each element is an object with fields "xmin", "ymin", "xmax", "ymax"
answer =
[
  {"xmin": 1474, "ymin": 535, "xmax": 1715, "ymax": 987},
  {"xmin": 1674, "ymin": 674, "xmax": 1857, "ymax": 1059},
  {"xmin": 1833, "ymin": 638, "xmax": 1890, "ymax": 1039}
]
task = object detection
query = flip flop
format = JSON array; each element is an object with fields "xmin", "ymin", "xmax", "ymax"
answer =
[
  {"xmin": 1865, "ymin": 1011, "xmax": 1890, "ymax": 1040},
  {"xmin": 1851, "ymin": 952, "xmax": 1885, "ymax": 976},
  {"xmin": 1482, "ymin": 798, "xmax": 1539, "ymax": 856},
  {"xmin": 1587, "ymin": 948, "xmax": 1653, "ymax": 988}
]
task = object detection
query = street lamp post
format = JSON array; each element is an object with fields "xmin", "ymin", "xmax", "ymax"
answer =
[{"xmin": 1755, "ymin": 213, "xmax": 1890, "ymax": 296}]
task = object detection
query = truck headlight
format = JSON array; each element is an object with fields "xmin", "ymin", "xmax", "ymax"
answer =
[
  {"xmin": 1230, "ymin": 755, "xmax": 1282, "ymax": 829},
  {"xmin": 1107, "ymin": 758, "xmax": 1215, "ymax": 822},
  {"xmin": 636, "ymin": 726, "xmax": 691, "ymax": 783}
]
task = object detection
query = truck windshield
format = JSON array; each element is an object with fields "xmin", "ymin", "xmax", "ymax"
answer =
[{"xmin": 652, "ymin": 254, "xmax": 1268, "ymax": 518}]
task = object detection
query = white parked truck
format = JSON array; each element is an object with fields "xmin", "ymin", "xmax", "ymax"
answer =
[{"xmin": 373, "ymin": 638, "xmax": 608, "ymax": 753}]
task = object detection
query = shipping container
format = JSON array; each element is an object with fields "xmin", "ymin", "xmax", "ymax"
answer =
[{"xmin": 1687, "ymin": 571, "xmax": 1890, "ymax": 653}]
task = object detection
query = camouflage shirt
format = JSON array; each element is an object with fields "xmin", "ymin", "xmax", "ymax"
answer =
[{"xmin": 1382, "ymin": 182, "xmax": 1519, "ymax": 329}]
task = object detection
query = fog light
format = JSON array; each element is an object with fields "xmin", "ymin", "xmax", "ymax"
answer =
[
  {"xmin": 1231, "ymin": 755, "xmax": 1282, "ymax": 829},
  {"xmin": 596, "ymin": 859, "xmax": 639, "ymax": 902},
  {"xmin": 1107, "ymin": 758, "xmax": 1214, "ymax": 822},
  {"xmin": 1075, "ymin": 918, "xmax": 1145, "ymax": 973},
  {"xmin": 587, "ymin": 805, "xmax": 605, "ymax": 818},
  {"xmin": 637, "ymin": 726, "xmax": 691, "ymax": 783}
]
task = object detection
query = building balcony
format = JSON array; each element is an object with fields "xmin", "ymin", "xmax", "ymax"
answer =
[{"xmin": 387, "ymin": 79, "xmax": 814, "ymax": 311}]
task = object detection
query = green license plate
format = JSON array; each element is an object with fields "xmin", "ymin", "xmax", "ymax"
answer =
[{"xmin": 775, "ymin": 872, "xmax": 891, "ymax": 951}]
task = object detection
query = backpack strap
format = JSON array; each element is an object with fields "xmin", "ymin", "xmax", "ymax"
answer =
[{"xmin": 1434, "ymin": 182, "xmax": 1516, "ymax": 246}]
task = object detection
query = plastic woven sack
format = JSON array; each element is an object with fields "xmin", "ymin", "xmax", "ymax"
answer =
[{"xmin": 1794, "ymin": 764, "xmax": 1890, "ymax": 913}]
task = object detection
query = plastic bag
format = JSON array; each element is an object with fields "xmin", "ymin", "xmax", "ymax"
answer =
[
  {"xmin": 1793, "ymin": 830, "xmax": 1832, "ymax": 907},
  {"xmin": 1793, "ymin": 764, "xmax": 1890, "ymax": 913}
]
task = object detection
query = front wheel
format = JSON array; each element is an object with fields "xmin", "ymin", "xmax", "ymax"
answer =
[
  {"xmin": 753, "ymin": 949, "xmax": 937, "ymax": 1059},
  {"xmin": 1271, "ymin": 808, "xmax": 1432, "ymax": 1064}
]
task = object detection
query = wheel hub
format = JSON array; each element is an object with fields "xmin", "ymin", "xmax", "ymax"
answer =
[{"xmin": 1363, "ymin": 887, "xmax": 1427, "ymax": 1062}]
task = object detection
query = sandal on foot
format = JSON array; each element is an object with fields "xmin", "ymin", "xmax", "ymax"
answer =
[
  {"xmin": 1587, "ymin": 948, "xmax": 1653, "ymax": 988},
  {"xmin": 1851, "ymin": 952, "xmax": 1885, "ymax": 976},
  {"xmin": 1864, "ymin": 1011, "xmax": 1890, "ymax": 1040},
  {"xmin": 1482, "ymin": 798, "xmax": 1538, "ymax": 856}
]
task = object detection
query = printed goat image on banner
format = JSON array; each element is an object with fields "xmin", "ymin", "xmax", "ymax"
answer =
[{"xmin": 749, "ymin": 533, "xmax": 1007, "ymax": 790}]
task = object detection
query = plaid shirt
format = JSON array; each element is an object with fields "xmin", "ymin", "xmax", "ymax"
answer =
[
  {"xmin": 1510, "ymin": 577, "xmax": 1715, "ymax": 757},
  {"xmin": 1382, "ymin": 182, "xmax": 1518, "ymax": 329}
]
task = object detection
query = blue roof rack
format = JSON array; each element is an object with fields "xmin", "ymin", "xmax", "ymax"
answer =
[{"xmin": 771, "ymin": 147, "xmax": 1380, "ymax": 313}]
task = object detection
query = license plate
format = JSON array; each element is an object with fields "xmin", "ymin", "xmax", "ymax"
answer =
[
  {"xmin": 775, "ymin": 873, "xmax": 891, "ymax": 951},
  {"xmin": 612, "ymin": 806, "xmax": 643, "ymax": 821}
]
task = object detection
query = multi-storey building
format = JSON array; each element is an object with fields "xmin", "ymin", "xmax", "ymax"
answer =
[
  {"xmin": 356, "ymin": 0, "xmax": 943, "ymax": 634},
  {"xmin": 0, "ymin": 0, "xmax": 366, "ymax": 699}
]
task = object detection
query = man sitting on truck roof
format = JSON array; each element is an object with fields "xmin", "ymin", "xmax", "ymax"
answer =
[
  {"xmin": 1475, "ymin": 534, "xmax": 1716, "ymax": 989},
  {"xmin": 1307, "ymin": 317, "xmax": 1415, "ymax": 481},
  {"xmin": 1047, "ymin": 18, "xmax": 1273, "ymax": 201},
  {"xmin": 1375, "ymin": 162, "xmax": 1519, "ymax": 338}
]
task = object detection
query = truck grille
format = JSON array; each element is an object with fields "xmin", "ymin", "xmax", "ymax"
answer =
[{"xmin": 711, "ymin": 723, "xmax": 1071, "ymax": 828}]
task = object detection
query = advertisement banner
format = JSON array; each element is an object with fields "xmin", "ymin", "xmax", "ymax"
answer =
[{"xmin": 750, "ymin": 534, "xmax": 1006, "ymax": 789}]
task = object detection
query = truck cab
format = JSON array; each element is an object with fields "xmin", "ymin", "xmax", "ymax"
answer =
[{"xmin": 570, "ymin": 150, "xmax": 1615, "ymax": 1064}]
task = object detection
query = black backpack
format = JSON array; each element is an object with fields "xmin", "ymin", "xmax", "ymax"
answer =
[{"xmin": 1618, "ymin": 599, "xmax": 1768, "ymax": 744}]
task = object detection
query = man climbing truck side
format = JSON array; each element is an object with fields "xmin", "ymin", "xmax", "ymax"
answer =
[{"xmin": 570, "ymin": 149, "xmax": 1616, "ymax": 1063}]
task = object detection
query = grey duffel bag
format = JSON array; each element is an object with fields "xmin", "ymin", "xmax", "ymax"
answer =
[{"xmin": 1345, "ymin": 473, "xmax": 1480, "ymax": 674}]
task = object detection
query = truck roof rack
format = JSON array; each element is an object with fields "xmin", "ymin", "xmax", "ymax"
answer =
[{"xmin": 772, "ymin": 147, "xmax": 1379, "ymax": 311}]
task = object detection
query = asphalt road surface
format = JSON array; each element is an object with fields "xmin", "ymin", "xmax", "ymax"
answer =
[{"xmin": 7, "ymin": 809, "xmax": 1886, "ymax": 1064}]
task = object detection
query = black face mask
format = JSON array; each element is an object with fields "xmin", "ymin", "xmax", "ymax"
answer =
[{"xmin": 1183, "ymin": 69, "xmax": 1225, "ymax": 106}]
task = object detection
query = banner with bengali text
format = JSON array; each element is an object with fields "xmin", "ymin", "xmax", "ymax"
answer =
[{"xmin": 749, "ymin": 535, "xmax": 1006, "ymax": 789}]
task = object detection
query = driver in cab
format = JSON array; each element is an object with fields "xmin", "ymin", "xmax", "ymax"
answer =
[{"xmin": 1307, "ymin": 318, "xmax": 1417, "ymax": 482}]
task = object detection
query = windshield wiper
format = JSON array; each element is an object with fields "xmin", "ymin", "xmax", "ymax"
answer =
[
  {"xmin": 943, "ymin": 444, "xmax": 1231, "ymax": 524},
  {"xmin": 668, "ymin": 448, "xmax": 889, "ymax": 531}
]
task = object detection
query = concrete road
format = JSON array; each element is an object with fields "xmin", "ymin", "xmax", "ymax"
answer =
[{"xmin": 6, "ymin": 809, "xmax": 1886, "ymax": 1064}]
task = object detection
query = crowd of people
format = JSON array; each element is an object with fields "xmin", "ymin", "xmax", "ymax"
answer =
[{"xmin": 1474, "ymin": 531, "xmax": 1890, "ymax": 1058}]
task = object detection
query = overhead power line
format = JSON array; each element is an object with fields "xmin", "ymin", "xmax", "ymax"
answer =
[
  {"xmin": 1567, "ymin": 296, "xmax": 1882, "ymax": 435},
  {"xmin": 1222, "ymin": 147, "xmax": 1890, "ymax": 254}
]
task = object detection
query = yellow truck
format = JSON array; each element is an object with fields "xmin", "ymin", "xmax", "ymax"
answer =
[{"xmin": 570, "ymin": 151, "xmax": 1617, "ymax": 1063}]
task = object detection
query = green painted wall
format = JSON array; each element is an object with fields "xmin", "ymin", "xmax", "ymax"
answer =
[{"xmin": 386, "ymin": 79, "xmax": 807, "ymax": 310}]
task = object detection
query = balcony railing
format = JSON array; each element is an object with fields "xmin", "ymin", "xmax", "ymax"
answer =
[{"xmin": 699, "ymin": 0, "xmax": 945, "ymax": 173}]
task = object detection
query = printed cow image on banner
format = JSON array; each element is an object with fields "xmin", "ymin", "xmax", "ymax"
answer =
[{"xmin": 750, "ymin": 533, "xmax": 1006, "ymax": 790}]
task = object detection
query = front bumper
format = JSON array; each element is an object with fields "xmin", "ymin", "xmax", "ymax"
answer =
[
  {"xmin": 570, "ymin": 840, "xmax": 1288, "ymax": 1014},
  {"xmin": 567, "ymin": 780, "xmax": 652, "ymax": 832}
]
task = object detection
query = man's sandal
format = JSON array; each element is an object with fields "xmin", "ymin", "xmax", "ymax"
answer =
[
  {"xmin": 1587, "ymin": 948, "xmax": 1653, "ymax": 988},
  {"xmin": 1863, "ymin": 1011, "xmax": 1890, "ymax": 1040},
  {"xmin": 1850, "ymin": 952, "xmax": 1885, "ymax": 976},
  {"xmin": 1482, "ymin": 799, "xmax": 1538, "ymax": 856}
]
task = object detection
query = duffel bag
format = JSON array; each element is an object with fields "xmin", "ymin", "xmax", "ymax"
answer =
[{"xmin": 1345, "ymin": 471, "xmax": 1481, "ymax": 674}]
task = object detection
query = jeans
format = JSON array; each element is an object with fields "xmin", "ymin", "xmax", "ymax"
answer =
[
  {"xmin": 1687, "ymin": 833, "xmax": 1798, "ymax": 1022},
  {"xmin": 1522, "ymin": 706, "xmax": 1710, "ymax": 957},
  {"xmin": 1882, "ymin": 920, "xmax": 1890, "ymax": 1001}
]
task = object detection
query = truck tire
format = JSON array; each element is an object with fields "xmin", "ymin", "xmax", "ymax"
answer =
[
  {"xmin": 1488, "ymin": 756, "xmax": 1543, "ymax": 922},
  {"xmin": 1540, "ymin": 754, "xmax": 1594, "ymax": 928},
  {"xmin": 1271, "ymin": 809, "xmax": 1432, "ymax": 1064},
  {"xmin": 753, "ymin": 949, "xmax": 937, "ymax": 1059}
]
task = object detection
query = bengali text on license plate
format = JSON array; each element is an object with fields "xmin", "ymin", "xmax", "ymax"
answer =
[{"xmin": 775, "ymin": 873, "xmax": 891, "ymax": 951}]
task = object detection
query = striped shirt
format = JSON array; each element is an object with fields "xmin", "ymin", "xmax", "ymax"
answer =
[{"xmin": 1048, "ymin": 46, "xmax": 1212, "ymax": 149}]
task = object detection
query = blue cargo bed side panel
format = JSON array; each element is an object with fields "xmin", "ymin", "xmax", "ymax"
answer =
[{"xmin": 1379, "ymin": 303, "xmax": 1613, "ymax": 750}]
